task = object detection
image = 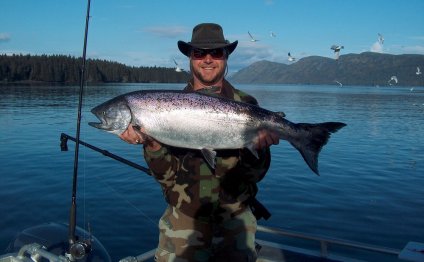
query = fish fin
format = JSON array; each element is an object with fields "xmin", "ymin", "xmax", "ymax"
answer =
[
  {"xmin": 246, "ymin": 144, "xmax": 259, "ymax": 159},
  {"xmin": 290, "ymin": 122, "xmax": 346, "ymax": 176},
  {"xmin": 201, "ymin": 148, "xmax": 217, "ymax": 169}
]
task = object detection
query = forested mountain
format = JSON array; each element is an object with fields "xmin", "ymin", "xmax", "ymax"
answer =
[
  {"xmin": 229, "ymin": 52, "xmax": 424, "ymax": 87},
  {"xmin": 0, "ymin": 54, "xmax": 190, "ymax": 83},
  {"xmin": 3, "ymin": 52, "xmax": 423, "ymax": 86}
]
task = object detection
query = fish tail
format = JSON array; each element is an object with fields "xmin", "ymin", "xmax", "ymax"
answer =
[{"xmin": 289, "ymin": 122, "xmax": 346, "ymax": 175}]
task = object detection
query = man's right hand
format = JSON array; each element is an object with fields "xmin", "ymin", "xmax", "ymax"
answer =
[
  {"xmin": 119, "ymin": 125, "xmax": 162, "ymax": 151},
  {"xmin": 119, "ymin": 124, "xmax": 143, "ymax": 144}
]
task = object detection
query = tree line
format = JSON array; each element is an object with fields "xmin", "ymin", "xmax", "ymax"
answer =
[{"xmin": 0, "ymin": 54, "xmax": 190, "ymax": 83}]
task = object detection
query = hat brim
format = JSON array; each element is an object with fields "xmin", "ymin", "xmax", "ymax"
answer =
[{"xmin": 178, "ymin": 40, "xmax": 238, "ymax": 57}]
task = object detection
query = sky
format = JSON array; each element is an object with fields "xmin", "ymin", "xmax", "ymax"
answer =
[{"xmin": 1, "ymin": 0, "xmax": 424, "ymax": 74}]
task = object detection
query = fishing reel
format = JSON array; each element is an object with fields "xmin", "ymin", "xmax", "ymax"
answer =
[
  {"xmin": 68, "ymin": 238, "xmax": 92, "ymax": 261},
  {"xmin": 66, "ymin": 221, "xmax": 94, "ymax": 261},
  {"xmin": 6, "ymin": 222, "xmax": 111, "ymax": 262}
]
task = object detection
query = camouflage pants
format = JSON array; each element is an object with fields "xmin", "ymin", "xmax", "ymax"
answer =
[{"xmin": 154, "ymin": 205, "xmax": 257, "ymax": 262}]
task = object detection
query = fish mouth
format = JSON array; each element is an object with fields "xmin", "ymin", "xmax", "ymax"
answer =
[
  {"xmin": 88, "ymin": 106, "xmax": 108, "ymax": 129},
  {"xmin": 88, "ymin": 109, "xmax": 109, "ymax": 130},
  {"xmin": 88, "ymin": 121, "xmax": 104, "ymax": 129},
  {"xmin": 88, "ymin": 111, "xmax": 123, "ymax": 134},
  {"xmin": 88, "ymin": 119, "xmax": 116, "ymax": 132},
  {"xmin": 88, "ymin": 118, "xmax": 111, "ymax": 130}
]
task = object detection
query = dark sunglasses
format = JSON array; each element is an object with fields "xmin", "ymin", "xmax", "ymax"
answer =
[{"xmin": 191, "ymin": 48, "xmax": 227, "ymax": 60}]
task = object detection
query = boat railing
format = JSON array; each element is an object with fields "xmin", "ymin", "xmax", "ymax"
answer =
[
  {"xmin": 0, "ymin": 243, "xmax": 69, "ymax": 262},
  {"xmin": 119, "ymin": 224, "xmax": 409, "ymax": 262},
  {"xmin": 256, "ymin": 225, "xmax": 402, "ymax": 260}
]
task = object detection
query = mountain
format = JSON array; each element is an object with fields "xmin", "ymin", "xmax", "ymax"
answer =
[{"xmin": 229, "ymin": 52, "xmax": 424, "ymax": 86}]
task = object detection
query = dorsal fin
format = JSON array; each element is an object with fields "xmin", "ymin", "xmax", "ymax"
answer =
[{"xmin": 201, "ymin": 148, "xmax": 217, "ymax": 169}]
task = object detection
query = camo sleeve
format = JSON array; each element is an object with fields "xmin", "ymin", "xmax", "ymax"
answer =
[
  {"xmin": 143, "ymin": 145, "xmax": 178, "ymax": 190},
  {"xmin": 238, "ymin": 147, "xmax": 271, "ymax": 183}
]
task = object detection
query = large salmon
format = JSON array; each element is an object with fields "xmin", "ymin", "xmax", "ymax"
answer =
[{"xmin": 89, "ymin": 90, "xmax": 346, "ymax": 175}]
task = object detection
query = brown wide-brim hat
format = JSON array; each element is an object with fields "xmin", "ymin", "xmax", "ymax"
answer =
[{"xmin": 178, "ymin": 23, "xmax": 238, "ymax": 57}]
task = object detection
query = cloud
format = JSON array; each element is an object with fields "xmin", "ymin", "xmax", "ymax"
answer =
[
  {"xmin": 0, "ymin": 33, "xmax": 11, "ymax": 42},
  {"xmin": 370, "ymin": 41, "xmax": 383, "ymax": 53},
  {"xmin": 409, "ymin": 36, "xmax": 424, "ymax": 41},
  {"xmin": 227, "ymin": 42, "xmax": 287, "ymax": 73},
  {"xmin": 143, "ymin": 25, "xmax": 188, "ymax": 38},
  {"xmin": 400, "ymin": 45, "xmax": 424, "ymax": 54}
]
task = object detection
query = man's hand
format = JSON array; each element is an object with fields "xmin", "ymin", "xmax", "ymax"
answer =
[
  {"xmin": 255, "ymin": 129, "xmax": 280, "ymax": 150},
  {"xmin": 119, "ymin": 124, "xmax": 145, "ymax": 144},
  {"xmin": 119, "ymin": 125, "xmax": 162, "ymax": 151}
]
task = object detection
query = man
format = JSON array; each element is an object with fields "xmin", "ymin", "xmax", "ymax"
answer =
[{"xmin": 120, "ymin": 23, "xmax": 279, "ymax": 262}]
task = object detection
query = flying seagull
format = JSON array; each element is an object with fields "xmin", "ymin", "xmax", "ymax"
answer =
[
  {"xmin": 173, "ymin": 58, "xmax": 183, "ymax": 72},
  {"xmin": 417, "ymin": 66, "xmax": 422, "ymax": 75},
  {"xmin": 388, "ymin": 75, "xmax": 398, "ymax": 85},
  {"xmin": 334, "ymin": 80, "xmax": 343, "ymax": 87},
  {"xmin": 378, "ymin": 33, "xmax": 384, "ymax": 45},
  {"xmin": 331, "ymin": 45, "xmax": 344, "ymax": 60},
  {"xmin": 270, "ymin": 31, "xmax": 276, "ymax": 38},
  {"xmin": 248, "ymin": 31, "xmax": 259, "ymax": 42},
  {"xmin": 288, "ymin": 52, "xmax": 296, "ymax": 62}
]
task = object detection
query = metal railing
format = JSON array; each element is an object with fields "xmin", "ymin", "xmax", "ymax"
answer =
[{"xmin": 256, "ymin": 225, "xmax": 401, "ymax": 260}]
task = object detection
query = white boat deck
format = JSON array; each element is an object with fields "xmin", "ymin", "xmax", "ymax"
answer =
[
  {"xmin": 1, "ymin": 224, "xmax": 422, "ymax": 262},
  {"xmin": 118, "ymin": 225, "xmax": 423, "ymax": 262}
]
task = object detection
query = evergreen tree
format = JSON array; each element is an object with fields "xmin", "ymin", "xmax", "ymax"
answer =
[{"xmin": 0, "ymin": 54, "xmax": 190, "ymax": 83}]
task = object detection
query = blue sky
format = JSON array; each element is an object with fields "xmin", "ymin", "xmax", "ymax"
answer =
[{"xmin": 1, "ymin": 0, "xmax": 424, "ymax": 73}]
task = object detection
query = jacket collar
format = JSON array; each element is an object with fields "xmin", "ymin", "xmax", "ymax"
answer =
[{"xmin": 184, "ymin": 79, "xmax": 235, "ymax": 99}]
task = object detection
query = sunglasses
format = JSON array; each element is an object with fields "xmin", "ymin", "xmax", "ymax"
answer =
[{"xmin": 191, "ymin": 48, "xmax": 227, "ymax": 60}]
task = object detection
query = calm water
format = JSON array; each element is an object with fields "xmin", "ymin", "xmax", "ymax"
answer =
[{"xmin": 1, "ymin": 83, "xmax": 423, "ymax": 261}]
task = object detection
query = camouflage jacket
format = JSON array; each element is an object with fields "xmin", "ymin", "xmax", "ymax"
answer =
[{"xmin": 143, "ymin": 79, "xmax": 271, "ymax": 223}]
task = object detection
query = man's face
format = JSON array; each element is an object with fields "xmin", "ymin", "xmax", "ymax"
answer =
[{"xmin": 190, "ymin": 48, "xmax": 227, "ymax": 86}]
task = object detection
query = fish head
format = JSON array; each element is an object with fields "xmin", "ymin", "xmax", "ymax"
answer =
[{"xmin": 88, "ymin": 98, "xmax": 132, "ymax": 135}]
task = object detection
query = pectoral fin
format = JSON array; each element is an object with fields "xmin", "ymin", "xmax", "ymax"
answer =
[
  {"xmin": 246, "ymin": 144, "xmax": 259, "ymax": 159},
  {"xmin": 201, "ymin": 148, "xmax": 217, "ymax": 169}
]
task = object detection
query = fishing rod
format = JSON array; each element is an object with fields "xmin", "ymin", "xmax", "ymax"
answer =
[
  {"xmin": 61, "ymin": 133, "xmax": 150, "ymax": 174},
  {"xmin": 60, "ymin": 133, "xmax": 271, "ymax": 221},
  {"xmin": 67, "ymin": 0, "xmax": 92, "ymax": 260},
  {"xmin": 61, "ymin": 131, "xmax": 275, "ymax": 224}
]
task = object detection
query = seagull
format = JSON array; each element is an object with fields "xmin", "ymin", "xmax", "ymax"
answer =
[
  {"xmin": 270, "ymin": 31, "xmax": 276, "ymax": 38},
  {"xmin": 248, "ymin": 31, "xmax": 259, "ymax": 42},
  {"xmin": 331, "ymin": 45, "xmax": 344, "ymax": 60},
  {"xmin": 173, "ymin": 58, "xmax": 183, "ymax": 72},
  {"xmin": 288, "ymin": 52, "xmax": 296, "ymax": 62},
  {"xmin": 378, "ymin": 33, "xmax": 384, "ymax": 45},
  {"xmin": 334, "ymin": 80, "xmax": 343, "ymax": 87},
  {"xmin": 417, "ymin": 66, "xmax": 422, "ymax": 75},
  {"xmin": 388, "ymin": 75, "xmax": 398, "ymax": 85}
]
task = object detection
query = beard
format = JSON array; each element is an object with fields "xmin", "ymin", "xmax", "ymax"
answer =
[{"xmin": 190, "ymin": 61, "xmax": 227, "ymax": 86}]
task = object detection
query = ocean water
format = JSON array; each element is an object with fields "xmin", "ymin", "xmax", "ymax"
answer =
[{"xmin": 0, "ymin": 83, "xmax": 423, "ymax": 261}]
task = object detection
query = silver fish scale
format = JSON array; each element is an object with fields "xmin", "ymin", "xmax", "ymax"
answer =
[{"xmin": 125, "ymin": 91, "xmax": 279, "ymax": 150}]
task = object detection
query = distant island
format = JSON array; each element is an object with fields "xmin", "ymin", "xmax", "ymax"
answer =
[
  {"xmin": 1, "ymin": 52, "xmax": 423, "ymax": 86},
  {"xmin": 229, "ymin": 52, "xmax": 424, "ymax": 87}
]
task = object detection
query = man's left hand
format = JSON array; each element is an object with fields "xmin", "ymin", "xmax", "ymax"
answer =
[{"xmin": 255, "ymin": 129, "xmax": 280, "ymax": 150}]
